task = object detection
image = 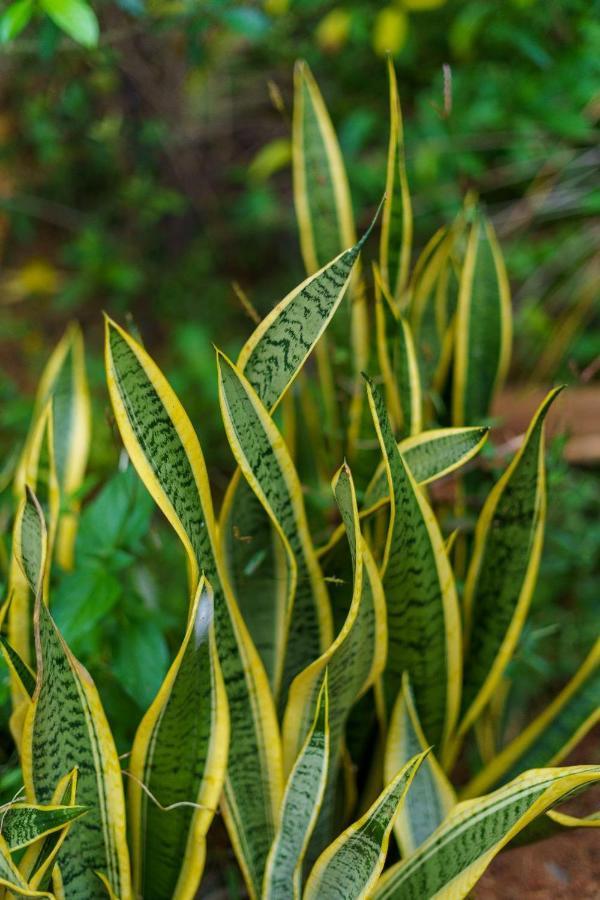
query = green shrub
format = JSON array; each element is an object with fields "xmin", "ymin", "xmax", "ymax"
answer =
[{"xmin": 1, "ymin": 60, "xmax": 598, "ymax": 899}]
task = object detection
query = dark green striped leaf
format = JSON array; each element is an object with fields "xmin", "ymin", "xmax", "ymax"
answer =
[{"xmin": 1, "ymin": 802, "xmax": 87, "ymax": 851}]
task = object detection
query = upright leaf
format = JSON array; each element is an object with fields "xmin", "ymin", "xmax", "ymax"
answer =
[
  {"xmin": 380, "ymin": 58, "xmax": 412, "ymax": 306},
  {"xmin": 384, "ymin": 673, "xmax": 455, "ymax": 856},
  {"xmin": 457, "ymin": 388, "xmax": 564, "ymax": 743},
  {"xmin": 463, "ymin": 637, "xmax": 600, "ymax": 798},
  {"xmin": 262, "ymin": 675, "xmax": 330, "ymax": 900},
  {"xmin": 12, "ymin": 487, "xmax": 48, "ymax": 599},
  {"xmin": 365, "ymin": 378, "xmax": 462, "ymax": 752},
  {"xmin": 452, "ymin": 210, "xmax": 512, "ymax": 425},
  {"xmin": 373, "ymin": 766, "xmax": 600, "ymax": 900},
  {"xmin": 128, "ymin": 578, "xmax": 228, "ymax": 900},
  {"xmin": 0, "ymin": 833, "xmax": 53, "ymax": 897},
  {"xmin": 303, "ymin": 752, "xmax": 427, "ymax": 900},
  {"xmin": 217, "ymin": 351, "xmax": 332, "ymax": 703},
  {"xmin": 105, "ymin": 319, "xmax": 282, "ymax": 898}
]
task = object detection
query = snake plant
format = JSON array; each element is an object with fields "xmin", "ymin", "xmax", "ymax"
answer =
[{"xmin": 2, "ymin": 59, "xmax": 598, "ymax": 900}]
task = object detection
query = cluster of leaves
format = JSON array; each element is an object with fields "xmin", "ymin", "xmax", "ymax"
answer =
[{"xmin": 0, "ymin": 58, "xmax": 598, "ymax": 900}]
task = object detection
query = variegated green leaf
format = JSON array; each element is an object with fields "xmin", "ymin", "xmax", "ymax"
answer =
[
  {"xmin": 365, "ymin": 377, "xmax": 462, "ymax": 753},
  {"xmin": 0, "ymin": 832, "xmax": 53, "ymax": 897},
  {"xmin": 372, "ymin": 766, "xmax": 600, "ymax": 900},
  {"xmin": 463, "ymin": 636, "xmax": 600, "ymax": 798},
  {"xmin": 379, "ymin": 57, "xmax": 412, "ymax": 306},
  {"xmin": 452, "ymin": 210, "xmax": 512, "ymax": 426},
  {"xmin": 105, "ymin": 319, "xmax": 282, "ymax": 898},
  {"xmin": 303, "ymin": 751, "xmax": 427, "ymax": 900},
  {"xmin": 384, "ymin": 673, "xmax": 455, "ymax": 856},
  {"xmin": 282, "ymin": 463, "xmax": 387, "ymax": 856},
  {"xmin": 0, "ymin": 634, "xmax": 36, "ymax": 699},
  {"xmin": 262, "ymin": 675, "xmax": 329, "ymax": 900},
  {"xmin": 1, "ymin": 802, "xmax": 86, "ymax": 851},
  {"xmin": 217, "ymin": 350, "xmax": 332, "ymax": 705},
  {"xmin": 22, "ymin": 602, "xmax": 132, "ymax": 897},
  {"xmin": 128, "ymin": 577, "xmax": 228, "ymax": 900},
  {"xmin": 455, "ymin": 387, "xmax": 564, "ymax": 747},
  {"xmin": 13, "ymin": 486, "xmax": 47, "ymax": 599}
]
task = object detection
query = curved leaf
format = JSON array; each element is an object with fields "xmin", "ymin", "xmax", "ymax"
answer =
[
  {"xmin": 373, "ymin": 766, "xmax": 600, "ymax": 900},
  {"xmin": 365, "ymin": 377, "xmax": 462, "ymax": 753},
  {"xmin": 456, "ymin": 387, "xmax": 564, "ymax": 744},
  {"xmin": 384, "ymin": 673, "xmax": 455, "ymax": 856},
  {"xmin": 217, "ymin": 350, "xmax": 332, "ymax": 704},
  {"xmin": 452, "ymin": 210, "xmax": 512, "ymax": 426},
  {"xmin": 1, "ymin": 802, "xmax": 86, "ymax": 851},
  {"xmin": 105, "ymin": 318, "xmax": 282, "ymax": 898},
  {"xmin": 303, "ymin": 751, "xmax": 427, "ymax": 900},
  {"xmin": 262, "ymin": 675, "xmax": 329, "ymax": 900},
  {"xmin": 0, "ymin": 832, "xmax": 53, "ymax": 897},
  {"xmin": 128, "ymin": 577, "xmax": 228, "ymax": 900},
  {"xmin": 463, "ymin": 636, "xmax": 600, "ymax": 798}
]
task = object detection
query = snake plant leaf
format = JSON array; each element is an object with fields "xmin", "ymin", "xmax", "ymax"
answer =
[
  {"xmin": 128, "ymin": 577, "xmax": 228, "ymax": 900},
  {"xmin": 372, "ymin": 766, "xmax": 600, "ymax": 900},
  {"xmin": 384, "ymin": 673, "xmax": 456, "ymax": 856},
  {"xmin": 282, "ymin": 464, "xmax": 386, "ymax": 771},
  {"xmin": 13, "ymin": 487, "xmax": 47, "ymax": 599},
  {"xmin": 237, "ymin": 217, "xmax": 375, "ymax": 415},
  {"xmin": 379, "ymin": 57, "xmax": 412, "ymax": 306},
  {"xmin": 303, "ymin": 751, "xmax": 427, "ymax": 900},
  {"xmin": 217, "ymin": 350, "xmax": 332, "ymax": 704},
  {"xmin": 374, "ymin": 265, "xmax": 422, "ymax": 436},
  {"xmin": 14, "ymin": 323, "xmax": 90, "ymax": 571},
  {"xmin": 452, "ymin": 210, "xmax": 512, "ymax": 426},
  {"xmin": 21, "ymin": 600, "xmax": 132, "ymax": 897},
  {"xmin": 1, "ymin": 802, "xmax": 87, "ymax": 851},
  {"xmin": 365, "ymin": 377, "xmax": 462, "ymax": 752},
  {"xmin": 0, "ymin": 833, "xmax": 53, "ymax": 898},
  {"xmin": 19, "ymin": 769, "xmax": 81, "ymax": 892},
  {"xmin": 462, "ymin": 636, "xmax": 600, "ymax": 799},
  {"xmin": 363, "ymin": 426, "xmax": 489, "ymax": 514},
  {"xmin": 0, "ymin": 635, "xmax": 36, "ymax": 698},
  {"xmin": 282, "ymin": 464, "xmax": 387, "ymax": 857},
  {"xmin": 262, "ymin": 674, "xmax": 330, "ymax": 900},
  {"xmin": 511, "ymin": 807, "xmax": 600, "ymax": 848},
  {"xmin": 456, "ymin": 387, "xmax": 564, "ymax": 744},
  {"xmin": 105, "ymin": 318, "xmax": 282, "ymax": 898},
  {"xmin": 318, "ymin": 426, "xmax": 489, "ymax": 561}
]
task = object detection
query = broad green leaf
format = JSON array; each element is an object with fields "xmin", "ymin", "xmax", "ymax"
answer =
[
  {"xmin": 303, "ymin": 752, "xmax": 427, "ymax": 900},
  {"xmin": 217, "ymin": 351, "xmax": 332, "ymax": 704},
  {"xmin": 262, "ymin": 675, "xmax": 330, "ymax": 900},
  {"xmin": 372, "ymin": 766, "xmax": 600, "ymax": 900},
  {"xmin": 129, "ymin": 577, "xmax": 228, "ymax": 900},
  {"xmin": 319, "ymin": 426, "xmax": 489, "ymax": 561},
  {"xmin": 365, "ymin": 377, "xmax": 462, "ymax": 753},
  {"xmin": 1, "ymin": 802, "xmax": 86, "ymax": 851},
  {"xmin": 105, "ymin": 318, "xmax": 282, "ymax": 898},
  {"xmin": 463, "ymin": 637, "xmax": 600, "ymax": 798},
  {"xmin": 281, "ymin": 464, "xmax": 387, "ymax": 853},
  {"xmin": 40, "ymin": 0, "xmax": 99, "ymax": 46},
  {"xmin": 22, "ymin": 602, "xmax": 132, "ymax": 897},
  {"xmin": 379, "ymin": 58, "xmax": 412, "ymax": 306},
  {"xmin": 0, "ymin": 0, "xmax": 34, "ymax": 42},
  {"xmin": 384, "ymin": 673, "xmax": 455, "ymax": 856},
  {"xmin": 452, "ymin": 210, "xmax": 512, "ymax": 425},
  {"xmin": 455, "ymin": 387, "xmax": 564, "ymax": 745}
]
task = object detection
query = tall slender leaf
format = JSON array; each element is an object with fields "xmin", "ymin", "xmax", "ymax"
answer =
[
  {"xmin": 456, "ymin": 388, "xmax": 564, "ymax": 744},
  {"xmin": 303, "ymin": 752, "xmax": 427, "ymax": 900},
  {"xmin": 373, "ymin": 766, "xmax": 600, "ymax": 900},
  {"xmin": 384, "ymin": 673, "xmax": 455, "ymax": 856},
  {"xmin": 128, "ymin": 577, "xmax": 228, "ymax": 900},
  {"xmin": 217, "ymin": 350, "xmax": 332, "ymax": 704},
  {"xmin": 262, "ymin": 675, "xmax": 330, "ymax": 900},
  {"xmin": 105, "ymin": 318, "xmax": 283, "ymax": 898},
  {"xmin": 365, "ymin": 377, "xmax": 462, "ymax": 753}
]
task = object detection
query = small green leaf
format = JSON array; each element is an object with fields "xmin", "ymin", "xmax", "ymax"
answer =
[
  {"xmin": 40, "ymin": 0, "xmax": 99, "ymax": 47},
  {"xmin": 1, "ymin": 802, "xmax": 87, "ymax": 851},
  {"xmin": 0, "ymin": 0, "xmax": 34, "ymax": 43}
]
